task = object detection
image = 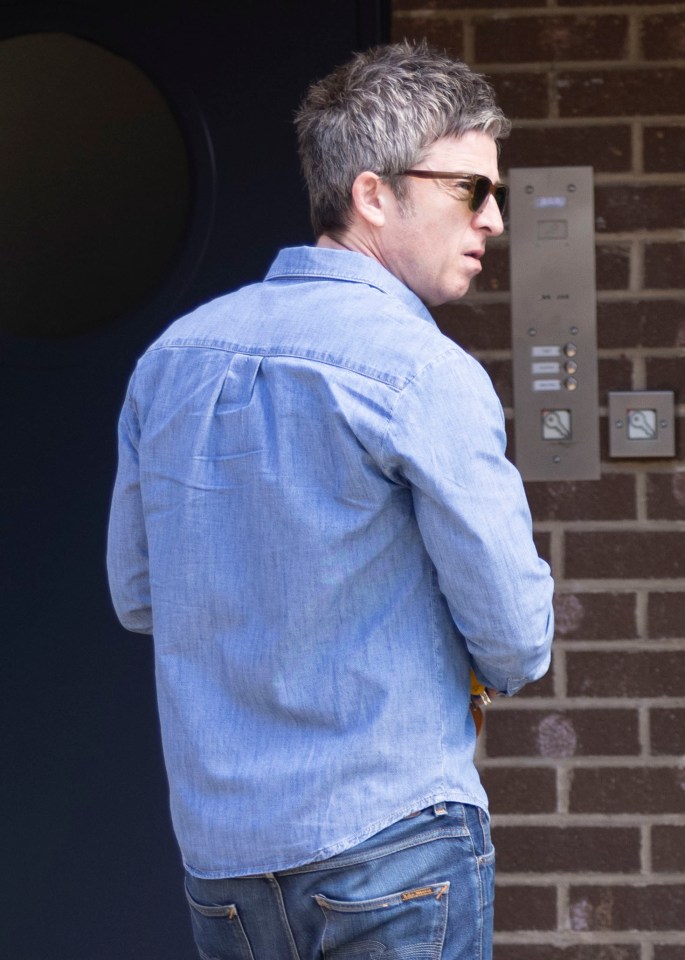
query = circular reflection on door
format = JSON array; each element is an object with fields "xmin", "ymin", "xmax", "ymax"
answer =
[{"xmin": 0, "ymin": 32, "xmax": 190, "ymax": 338}]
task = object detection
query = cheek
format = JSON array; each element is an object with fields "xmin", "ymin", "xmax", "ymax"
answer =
[{"xmin": 434, "ymin": 213, "xmax": 468, "ymax": 244}]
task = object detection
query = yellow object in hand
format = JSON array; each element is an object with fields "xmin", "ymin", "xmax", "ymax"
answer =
[
  {"xmin": 469, "ymin": 670, "xmax": 492, "ymax": 735},
  {"xmin": 470, "ymin": 671, "xmax": 491, "ymax": 703}
]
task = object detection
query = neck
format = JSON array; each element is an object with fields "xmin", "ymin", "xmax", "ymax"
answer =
[
  {"xmin": 315, "ymin": 233, "xmax": 348, "ymax": 251},
  {"xmin": 316, "ymin": 228, "xmax": 386, "ymax": 268}
]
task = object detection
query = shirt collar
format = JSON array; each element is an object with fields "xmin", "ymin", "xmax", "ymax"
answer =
[{"xmin": 265, "ymin": 246, "xmax": 437, "ymax": 327}]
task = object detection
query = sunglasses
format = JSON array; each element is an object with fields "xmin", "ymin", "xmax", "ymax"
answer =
[{"xmin": 400, "ymin": 170, "xmax": 508, "ymax": 215}]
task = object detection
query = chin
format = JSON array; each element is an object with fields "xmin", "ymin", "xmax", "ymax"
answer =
[{"xmin": 429, "ymin": 283, "xmax": 470, "ymax": 307}]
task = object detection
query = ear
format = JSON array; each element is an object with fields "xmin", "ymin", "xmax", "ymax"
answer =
[{"xmin": 350, "ymin": 171, "xmax": 388, "ymax": 228}]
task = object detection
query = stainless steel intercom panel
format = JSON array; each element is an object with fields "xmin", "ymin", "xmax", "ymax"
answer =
[{"xmin": 509, "ymin": 166, "xmax": 600, "ymax": 481}]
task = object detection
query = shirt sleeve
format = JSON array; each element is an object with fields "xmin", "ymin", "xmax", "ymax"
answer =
[
  {"xmin": 106, "ymin": 380, "xmax": 153, "ymax": 635},
  {"xmin": 381, "ymin": 345, "xmax": 554, "ymax": 695}
]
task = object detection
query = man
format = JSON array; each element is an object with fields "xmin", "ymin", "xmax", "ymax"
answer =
[{"xmin": 107, "ymin": 41, "xmax": 554, "ymax": 960}]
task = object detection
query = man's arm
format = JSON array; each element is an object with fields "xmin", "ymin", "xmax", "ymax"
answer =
[
  {"xmin": 383, "ymin": 346, "xmax": 554, "ymax": 695},
  {"xmin": 106, "ymin": 386, "xmax": 153, "ymax": 635}
]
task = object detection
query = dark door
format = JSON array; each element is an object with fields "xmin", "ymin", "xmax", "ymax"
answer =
[{"xmin": 0, "ymin": 4, "xmax": 389, "ymax": 957}]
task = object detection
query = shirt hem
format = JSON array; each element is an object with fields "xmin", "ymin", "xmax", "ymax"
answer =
[{"xmin": 182, "ymin": 788, "xmax": 489, "ymax": 880}]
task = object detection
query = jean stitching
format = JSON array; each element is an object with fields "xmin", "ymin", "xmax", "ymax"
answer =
[
  {"xmin": 314, "ymin": 881, "xmax": 450, "ymax": 912},
  {"xmin": 475, "ymin": 806, "xmax": 494, "ymax": 960},
  {"xmin": 316, "ymin": 884, "xmax": 450, "ymax": 959},
  {"xmin": 458, "ymin": 806, "xmax": 482, "ymax": 960},
  {"xmin": 185, "ymin": 885, "xmax": 257, "ymax": 960},
  {"xmin": 267, "ymin": 875, "xmax": 302, "ymax": 960}
]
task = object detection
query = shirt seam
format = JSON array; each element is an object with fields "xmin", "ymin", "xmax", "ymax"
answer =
[
  {"xmin": 266, "ymin": 270, "xmax": 390, "ymax": 295},
  {"xmin": 145, "ymin": 340, "xmax": 411, "ymax": 391}
]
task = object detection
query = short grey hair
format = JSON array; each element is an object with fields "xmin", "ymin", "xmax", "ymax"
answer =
[{"xmin": 295, "ymin": 40, "xmax": 511, "ymax": 239}]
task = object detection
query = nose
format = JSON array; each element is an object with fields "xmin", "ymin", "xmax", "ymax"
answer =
[{"xmin": 475, "ymin": 193, "xmax": 505, "ymax": 237}]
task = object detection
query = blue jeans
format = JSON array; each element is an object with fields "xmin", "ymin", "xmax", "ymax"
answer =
[{"xmin": 184, "ymin": 802, "xmax": 495, "ymax": 960}]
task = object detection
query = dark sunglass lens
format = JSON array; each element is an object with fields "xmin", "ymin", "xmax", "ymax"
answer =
[
  {"xmin": 470, "ymin": 176, "xmax": 490, "ymax": 212},
  {"xmin": 470, "ymin": 177, "xmax": 508, "ymax": 214},
  {"xmin": 494, "ymin": 184, "xmax": 508, "ymax": 214}
]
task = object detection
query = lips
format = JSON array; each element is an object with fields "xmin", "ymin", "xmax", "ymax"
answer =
[{"xmin": 463, "ymin": 251, "xmax": 484, "ymax": 274}]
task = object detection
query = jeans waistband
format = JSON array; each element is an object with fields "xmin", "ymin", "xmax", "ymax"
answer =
[{"xmin": 404, "ymin": 802, "xmax": 447, "ymax": 819}]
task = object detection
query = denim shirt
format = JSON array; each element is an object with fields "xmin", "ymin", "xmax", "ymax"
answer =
[{"xmin": 107, "ymin": 246, "xmax": 554, "ymax": 878}]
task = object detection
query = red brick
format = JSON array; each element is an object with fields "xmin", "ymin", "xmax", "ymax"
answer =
[
  {"xmin": 505, "ymin": 419, "xmax": 516, "ymax": 462},
  {"xmin": 652, "ymin": 824, "xmax": 685, "ymax": 873},
  {"xmin": 482, "ymin": 358, "xmax": 513, "ymax": 408},
  {"xmin": 486, "ymin": 709, "xmax": 639, "ymax": 759},
  {"xmin": 646, "ymin": 357, "xmax": 685, "ymax": 396},
  {"xmin": 568, "ymin": 884, "xmax": 685, "ymax": 931},
  {"xmin": 650, "ymin": 707, "xmax": 685, "ymax": 755},
  {"xmin": 647, "ymin": 474, "xmax": 685, "ymax": 520},
  {"xmin": 480, "ymin": 766, "xmax": 556, "ymax": 814},
  {"xmin": 595, "ymin": 185, "xmax": 685, "ymax": 233},
  {"xmin": 526, "ymin": 476, "xmax": 636, "ymax": 522},
  {"xmin": 673, "ymin": 416, "xmax": 685, "ymax": 446},
  {"xmin": 642, "ymin": 13, "xmax": 685, "ymax": 60},
  {"xmin": 495, "ymin": 948, "xmax": 639, "ymax": 960},
  {"xmin": 475, "ymin": 16, "xmax": 627, "ymax": 64},
  {"xmin": 565, "ymin": 531, "xmax": 685, "ymax": 579},
  {"xmin": 644, "ymin": 126, "xmax": 685, "ymax": 174},
  {"xmin": 391, "ymin": 17, "xmax": 463, "ymax": 57},
  {"xmin": 598, "ymin": 300, "xmax": 685, "ymax": 349},
  {"xmin": 648, "ymin": 593, "xmax": 685, "ymax": 639},
  {"xmin": 644, "ymin": 242, "xmax": 685, "ymax": 290},
  {"xmin": 655, "ymin": 948, "xmax": 685, "ymax": 960},
  {"xmin": 490, "ymin": 73, "xmax": 549, "ymax": 120},
  {"xmin": 502, "ymin": 126, "xmax": 631, "ymax": 174},
  {"xmin": 567, "ymin": 650, "xmax": 685, "ymax": 698},
  {"xmin": 432, "ymin": 301, "xmax": 511, "ymax": 352},
  {"xmin": 559, "ymin": 0, "xmax": 663, "ymax": 4},
  {"xmin": 495, "ymin": 825, "xmax": 640, "ymax": 873},
  {"xmin": 494, "ymin": 885, "xmax": 556, "ymax": 931},
  {"xmin": 599, "ymin": 415, "xmax": 611, "ymax": 461},
  {"xmin": 532, "ymin": 530, "xmax": 551, "ymax": 567},
  {"xmin": 558, "ymin": 68, "xmax": 685, "ymax": 118},
  {"xmin": 570, "ymin": 766, "xmax": 685, "ymax": 814},
  {"xmin": 514, "ymin": 667, "xmax": 555, "ymax": 699},
  {"xmin": 596, "ymin": 244, "xmax": 630, "ymax": 291},
  {"xmin": 598, "ymin": 357, "xmax": 633, "ymax": 403},
  {"xmin": 553, "ymin": 592, "xmax": 636, "ymax": 641},
  {"xmin": 394, "ymin": 1, "xmax": 545, "ymax": 8}
]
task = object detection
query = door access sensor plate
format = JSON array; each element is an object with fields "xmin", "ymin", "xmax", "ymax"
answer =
[{"xmin": 608, "ymin": 392, "xmax": 675, "ymax": 458}]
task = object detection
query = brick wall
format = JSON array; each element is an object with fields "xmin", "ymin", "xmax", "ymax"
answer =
[{"xmin": 393, "ymin": 3, "xmax": 685, "ymax": 958}]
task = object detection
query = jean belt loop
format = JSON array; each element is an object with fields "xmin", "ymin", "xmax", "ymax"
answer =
[{"xmin": 433, "ymin": 802, "xmax": 447, "ymax": 816}]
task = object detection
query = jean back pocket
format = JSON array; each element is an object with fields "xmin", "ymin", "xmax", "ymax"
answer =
[{"xmin": 315, "ymin": 880, "xmax": 449, "ymax": 959}]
